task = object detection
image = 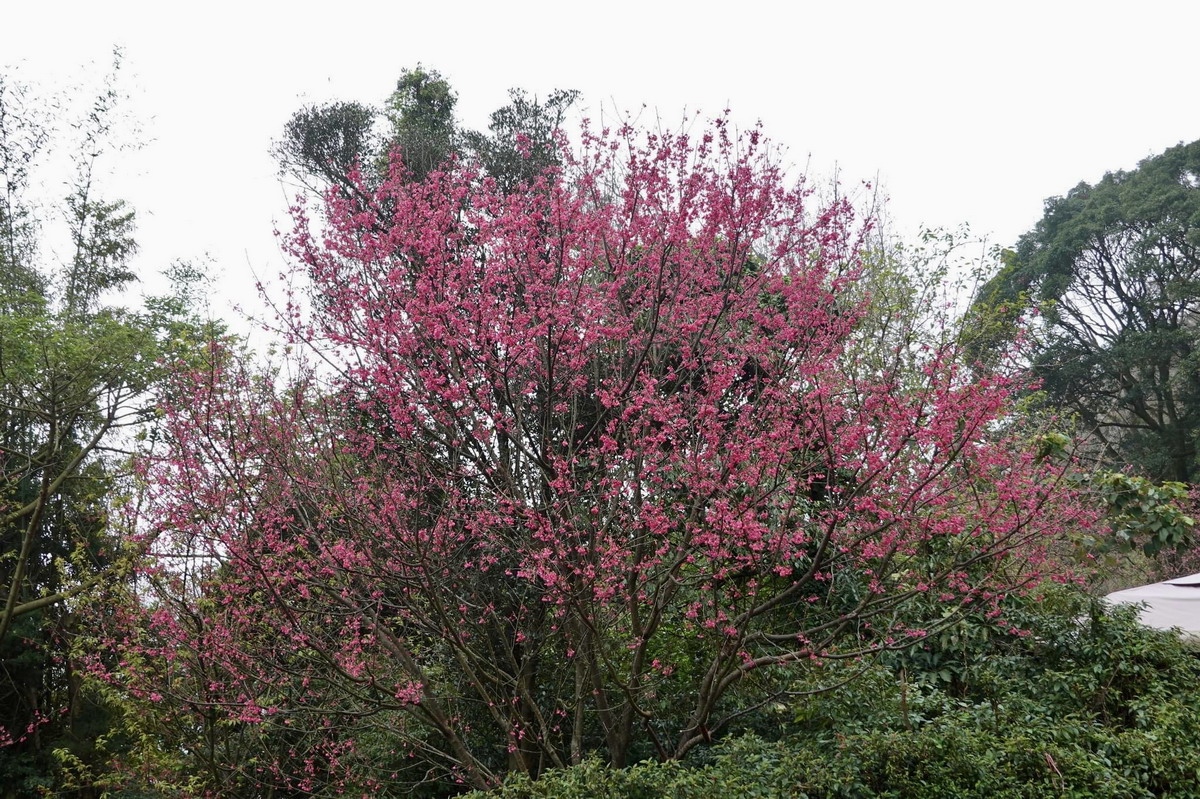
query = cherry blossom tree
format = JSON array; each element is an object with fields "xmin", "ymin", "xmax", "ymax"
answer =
[{"xmin": 113, "ymin": 118, "xmax": 1097, "ymax": 793}]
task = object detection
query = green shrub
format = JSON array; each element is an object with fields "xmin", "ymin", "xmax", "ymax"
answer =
[{"xmin": 466, "ymin": 588, "xmax": 1200, "ymax": 798}]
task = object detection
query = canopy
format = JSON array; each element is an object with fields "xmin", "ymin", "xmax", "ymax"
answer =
[{"xmin": 1105, "ymin": 572, "xmax": 1200, "ymax": 639}]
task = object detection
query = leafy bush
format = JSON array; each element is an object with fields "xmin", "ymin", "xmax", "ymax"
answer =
[{"xmin": 468, "ymin": 588, "xmax": 1200, "ymax": 798}]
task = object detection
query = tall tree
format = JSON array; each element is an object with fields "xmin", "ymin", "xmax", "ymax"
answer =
[
  {"xmin": 276, "ymin": 65, "xmax": 578, "ymax": 196},
  {"xmin": 274, "ymin": 65, "xmax": 460, "ymax": 195},
  {"xmin": 274, "ymin": 100, "xmax": 378, "ymax": 196},
  {"xmin": 0, "ymin": 60, "xmax": 212, "ymax": 795},
  {"xmin": 0, "ymin": 74, "xmax": 49, "ymax": 312},
  {"xmin": 463, "ymin": 88, "xmax": 579, "ymax": 192},
  {"xmin": 119, "ymin": 117, "xmax": 1095, "ymax": 794},
  {"xmin": 384, "ymin": 64, "xmax": 459, "ymax": 183},
  {"xmin": 972, "ymin": 139, "xmax": 1200, "ymax": 482}
]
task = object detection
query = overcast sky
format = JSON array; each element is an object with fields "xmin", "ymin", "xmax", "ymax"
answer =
[{"xmin": 4, "ymin": 0, "xmax": 1199, "ymax": 327}]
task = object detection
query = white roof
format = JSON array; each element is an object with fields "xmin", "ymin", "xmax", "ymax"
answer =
[{"xmin": 1105, "ymin": 572, "xmax": 1200, "ymax": 638}]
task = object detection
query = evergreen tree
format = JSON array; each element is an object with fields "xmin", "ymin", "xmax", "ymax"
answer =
[{"xmin": 972, "ymin": 139, "xmax": 1200, "ymax": 482}]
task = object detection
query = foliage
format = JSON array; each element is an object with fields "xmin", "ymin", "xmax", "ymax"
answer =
[
  {"xmin": 971, "ymin": 139, "xmax": 1200, "ymax": 483},
  {"xmin": 0, "ymin": 58, "xmax": 219, "ymax": 795},
  {"xmin": 274, "ymin": 100, "xmax": 378, "ymax": 196},
  {"xmin": 1086, "ymin": 471, "xmax": 1195, "ymax": 558},
  {"xmin": 473, "ymin": 588, "xmax": 1200, "ymax": 798},
  {"xmin": 385, "ymin": 65, "xmax": 460, "ymax": 183},
  {"xmin": 276, "ymin": 64, "xmax": 577, "ymax": 195},
  {"xmin": 112, "ymin": 115, "xmax": 1099, "ymax": 795},
  {"xmin": 462, "ymin": 89, "xmax": 579, "ymax": 193}
]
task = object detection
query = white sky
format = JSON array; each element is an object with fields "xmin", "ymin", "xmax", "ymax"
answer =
[{"xmin": 4, "ymin": 0, "xmax": 1199, "ymax": 328}]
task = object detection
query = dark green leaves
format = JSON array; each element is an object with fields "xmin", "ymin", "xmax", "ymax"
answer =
[{"xmin": 971, "ymin": 139, "xmax": 1200, "ymax": 482}]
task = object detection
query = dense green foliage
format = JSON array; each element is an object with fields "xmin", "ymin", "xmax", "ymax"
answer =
[
  {"xmin": 1085, "ymin": 471, "xmax": 1195, "ymax": 559},
  {"xmin": 471, "ymin": 588, "xmax": 1200, "ymax": 798},
  {"xmin": 972, "ymin": 139, "xmax": 1200, "ymax": 483},
  {"xmin": 275, "ymin": 66, "xmax": 577, "ymax": 193},
  {"xmin": 385, "ymin": 65, "xmax": 460, "ymax": 182},
  {"xmin": 0, "ymin": 64, "xmax": 216, "ymax": 797}
]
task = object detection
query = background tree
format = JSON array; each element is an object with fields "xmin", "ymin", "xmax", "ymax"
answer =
[
  {"xmin": 462, "ymin": 88, "xmax": 579, "ymax": 192},
  {"xmin": 971, "ymin": 139, "xmax": 1200, "ymax": 483},
  {"xmin": 0, "ymin": 74, "xmax": 50, "ymax": 310},
  {"xmin": 120, "ymin": 117, "xmax": 1096, "ymax": 794},
  {"xmin": 384, "ymin": 64, "xmax": 459, "ymax": 183},
  {"xmin": 0, "ymin": 60, "xmax": 214, "ymax": 795},
  {"xmin": 275, "ymin": 65, "xmax": 459, "ymax": 195},
  {"xmin": 276, "ymin": 65, "xmax": 577, "ymax": 196},
  {"xmin": 273, "ymin": 100, "xmax": 378, "ymax": 197}
]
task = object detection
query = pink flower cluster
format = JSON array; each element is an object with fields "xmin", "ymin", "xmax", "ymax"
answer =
[{"xmin": 108, "ymin": 115, "xmax": 1097, "ymax": 789}]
